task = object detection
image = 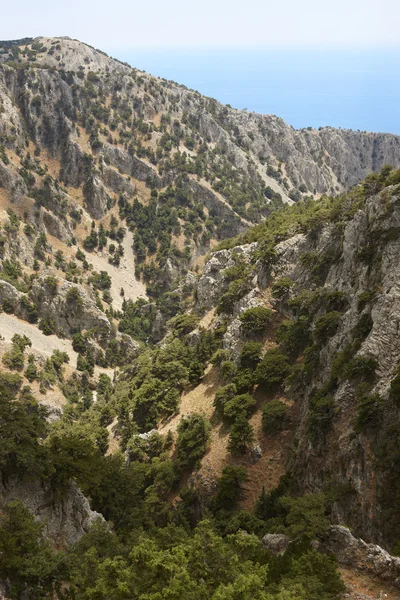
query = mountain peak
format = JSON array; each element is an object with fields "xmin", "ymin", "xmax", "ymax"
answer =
[{"xmin": 0, "ymin": 36, "xmax": 131, "ymax": 74}]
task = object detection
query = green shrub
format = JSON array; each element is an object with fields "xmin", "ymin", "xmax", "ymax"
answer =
[
  {"xmin": 97, "ymin": 373, "xmax": 113, "ymax": 402},
  {"xmin": 223, "ymin": 393, "xmax": 256, "ymax": 420},
  {"xmin": 0, "ymin": 371, "xmax": 22, "ymax": 401},
  {"xmin": 83, "ymin": 225, "xmax": 98, "ymax": 250},
  {"xmin": 38, "ymin": 316, "xmax": 56, "ymax": 336},
  {"xmin": 355, "ymin": 393, "xmax": 384, "ymax": 432},
  {"xmin": 89, "ymin": 270, "xmax": 112, "ymax": 291},
  {"xmin": 323, "ymin": 290, "xmax": 348, "ymax": 313},
  {"xmin": 271, "ymin": 277, "xmax": 293, "ymax": 299},
  {"xmin": 214, "ymin": 384, "xmax": 237, "ymax": 416},
  {"xmin": 239, "ymin": 306, "xmax": 272, "ymax": 333},
  {"xmin": 2, "ymin": 348, "xmax": 25, "ymax": 371},
  {"xmin": 262, "ymin": 400, "xmax": 289, "ymax": 434},
  {"xmin": 66, "ymin": 286, "xmax": 83, "ymax": 310},
  {"xmin": 239, "ymin": 342, "xmax": 263, "ymax": 369},
  {"xmin": 0, "ymin": 500, "xmax": 58, "ymax": 597},
  {"xmin": 314, "ymin": 311, "xmax": 342, "ymax": 345},
  {"xmin": 233, "ymin": 367, "xmax": 256, "ymax": 393},
  {"xmin": 281, "ymin": 550, "xmax": 345, "ymax": 599},
  {"xmin": 44, "ymin": 276, "xmax": 58, "ymax": 296},
  {"xmin": 72, "ymin": 332, "xmax": 86, "ymax": 353},
  {"xmin": 302, "ymin": 344, "xmax": 320, "ymax": 378},
  {"xmin": 357, "ymin": 245, "xmax": 375, "ymax": 265},
  {"xmin": 168, "ymin": 313, "xmax": 199, "ymax": 336},
  {"xmin": 19, "ymin": 297, "xmax": 38, "ymax": 323},
  {"xmin": 301, "ymin": 249, "xmax": 340, "ymax": 284},
  {"xmin": 357, "ymin": 290, "xmax": 376, "ymax": 311},
  {"xmin": 0, "ymin": 384, "xmax": 48, "ymax": 478},
  {"xmin": 2, "ymin": 298, "xmax": 14, "ymax": 313},
  {"xmin": 280, "ymin": 493, "xmax": 329, "ymax": 540},
  {"xmin": 176, "ymin": 414, "xmax": 210, "ymax": 469},
  {"xmin": 210, "ymin": 348, "xmax": 231, "ymax": 366},
  {"xmin": 308, "ymin": 392, "xmax": 335, "ymax": 441},
  {"xmin": 220, "ymin": 360, "xmax": 237, "ymax": 381},
  {"xmin": 119, "ymin": 298, "xmax": 157, "ymax": 341},
  {"xmin": 158, "ymin": 291, "xmax": 181, "ymax": 317},
  {"xmin": 77, "ymin": 352, "xmax": 94, "ymax": 376},
  {"xmin": 214, "ymin": 466, "xmax": 248, "ymax": 510},
  {"xmin": 1, "ymin": 258, "xmax": 22, "ymax": 280},
  {"xmin": 25, "ymin": 356, "xmax": 38, "ymax": 382},
  {"xmin": 276, "ymin": 316, "xmax": 310, "ymax": 358},
  {"xmin": 2, "ymin": 334, "xmax": 31, "ymax": 371},
  {"xmin": 255, "ymin": 348, "xmax": 291, "ymax": 389},
  {"xmin": 217, "ymin": 278, "xmax": 251, "ymax": 315},
  {"xmin": 12, "ymin": 334, "xmax": 32, "ymax": 352},
  {"xmin": 227, "ymin": 415, "xmax": 254, "ymax": 455},
  {"xmin": 353, "ymin": 313, "xmax": 373, "ymax": 342},
  {"xmin": 345, "ymin": 355, "xmax": 377, "ymax": 382}
]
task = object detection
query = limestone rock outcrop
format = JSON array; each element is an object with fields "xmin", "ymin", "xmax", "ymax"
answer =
[
  {"xmin": 30, "ymin": 276, "xmax": 111, "ymax": 338},
  {"xmin": 319, "ymin": 526, "xmax": 400, "ymax": 588},
  {"xmin": 0, "ymin": 478, "xmax": 104, "ymax": 547}
]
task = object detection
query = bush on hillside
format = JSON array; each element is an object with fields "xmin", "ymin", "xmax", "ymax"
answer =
[
  {"xmin": 227, "ymin": 415, "xmax": 255, "ymax": 455},
  {"xmin": 262, "ymin": 399, "xmax": 289, "ymax": 434},
  {"xmin": 239, "ymin": 342, "xmax": 263, "ymax": 369},
  {"xmin": 255, "ymin": 348, "xmax": 291, "ymax": 389},
  {"xmin": 314, "ymin": 311, "xmax": 342, "ymax": 345},
  {"xmin": 176, "ymin": 414, "xmax": 211, "ymax": 469},
  {"xmin": 223, "ymin": 393, "xmax": 256, "ymax": 421},
  {"xmin": 271, "ymin": 277, "xmax": 294, "ymax": 299},
  {"xmin": 239, "ymin": 306, "xmax": 272, "ymax": 333}
]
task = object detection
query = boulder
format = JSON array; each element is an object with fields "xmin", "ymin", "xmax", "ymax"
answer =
[{"xmin": 262, "ymin": 533, "xmax": 291, "ymax": 555}]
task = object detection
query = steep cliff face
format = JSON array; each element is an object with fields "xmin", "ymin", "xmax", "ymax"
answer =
[
  {"xmin": 266, "ymin": 190, "xmax": 400, "ymax": 546},
  {"xmin": 189, "ymin": 171, "xmax": 400, "ymax": 549}
]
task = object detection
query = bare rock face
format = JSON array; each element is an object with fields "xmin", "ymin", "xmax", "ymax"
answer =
[
  {"xmin": 0, "ymin": 161, "xmax": 27, "ymax": 200},
  {"xmin": 30, "ymin": 276, "xmax": 111, "ymax": 338},
  {"xmin": 223, "ymin": 287, "xmax": 264, "ymax": 360},
  {"xmin": 60, "ymin": 139, "xmax": 86, "ymax": 186},
  {"xmin": 101, "ymin": 144, "xmax": 161, "ymax": 187},
  {"xmin": 197, "ymin": 250, "xmax": 235, "ymax": 310},
  {"xmin": 83, "ymin": 175, "xmax": 111, "ymax": 219},
  {"xmin": 38, "ymin": 207, "xmax": 72, "ymax": 242},
  {"xmin": 262, "ymin": 533, "xmax": 291, "ymax": 555},
  {"xmin": 0, "ymin": 478, "xmax": 104, "ymax": 547},
  {"xmin": 0, "ymin": 280, "xmax": 22, "ymax": 307},
  {"xmin": 117, "ymin": 332, "xmax": 141, "ymax": 359},
  {"xmin": 319, "ymin": 526, "xmax": 400, "ymax": 588},
  {"xmin": 102, "ymin": 166, "xmax": 135, "ymax": 197},
  {"xmin": 196, "ymin": 243, "xmax": 257, "ymax": 311}
]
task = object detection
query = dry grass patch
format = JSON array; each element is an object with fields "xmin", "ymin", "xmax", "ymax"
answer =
[{"xmin": 339, "ymin": 566, "xmax": 399, "ymax": 600}]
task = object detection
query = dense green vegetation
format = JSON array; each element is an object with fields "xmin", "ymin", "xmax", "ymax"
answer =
[
  {"xmin": 0, "ymin": 367, "xmax": 345, "ymax": 599},
  {"xmin": 3, "ymin": 163, "xmax": 400, "ymax": 597}
]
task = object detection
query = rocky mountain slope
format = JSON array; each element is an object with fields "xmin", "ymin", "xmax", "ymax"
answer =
[
  {"xmin": 2, "ymin": 36, "xmax": 400, "ymax": 600},
  {"xmin": 190, "ymin": 168, "xmax": 400, "ymax": 549}
]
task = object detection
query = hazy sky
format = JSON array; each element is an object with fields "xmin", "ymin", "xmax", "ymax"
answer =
[{"xmin": 1, "ymin": 0, "xmax": 400, "ymax": 50}]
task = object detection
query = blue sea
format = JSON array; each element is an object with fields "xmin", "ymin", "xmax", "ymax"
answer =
[{"xmin": 111, "ymin": 47, "xmax": 400, "ymax": 135}]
